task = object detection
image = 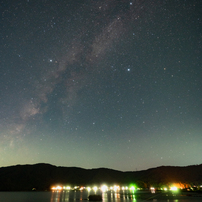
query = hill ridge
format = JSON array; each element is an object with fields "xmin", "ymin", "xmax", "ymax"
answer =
[{"xmin": 0, "ymin": 163, "xmax": 202, "ymax": 191}]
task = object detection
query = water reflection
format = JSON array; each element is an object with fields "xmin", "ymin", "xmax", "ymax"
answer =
[
  {"xmin": 51, "ymin": 190, "xmax": 137, "ymax": 202},
  {"xmin": 51, "ymin": 191, "xmax": 61, "ymax": 202},
  {"xmin": 108, "ymin": 192, "xmax": 136, "ymax": 202}
]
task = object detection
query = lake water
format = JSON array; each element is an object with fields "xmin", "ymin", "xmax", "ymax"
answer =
[{"xmin": 0, "ymin": 190, "xmax": 201, "ymax": 202}]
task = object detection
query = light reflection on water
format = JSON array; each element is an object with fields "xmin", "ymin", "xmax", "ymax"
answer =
[
  {"xmin": 50, "ymin": 190, "xmax": 196, "ymax": 202},
  {"xmin": 0, "ymin": 191, "xmax": 201, "ymax": 202},
  {"xmin": 51, "ymin": 190, "xmax": 137, "ymax": 202}
]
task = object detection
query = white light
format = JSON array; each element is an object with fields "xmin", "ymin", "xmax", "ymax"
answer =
[
  {"xmin": 93, "ymin": 186, "xmax": 98, "ymax": 192},
  {"xmin": 113, "ymin": 185, "xmax": 120, "ymax": 191},
  {"xmin": 101, "ymin": 185, "xmax": 108, "ymax": 192},
  {"xmin": 55, "ymin": 186, "xmax": 62, "ymax": 190},
  {"xmin": 170, "ymin": 187, "xmax": 178, "ymax": 191}
]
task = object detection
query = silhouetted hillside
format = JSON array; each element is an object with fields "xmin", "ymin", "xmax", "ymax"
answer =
[{"xmin": 0, "ymin": 163, "xmax": 202, "ymax": 191}]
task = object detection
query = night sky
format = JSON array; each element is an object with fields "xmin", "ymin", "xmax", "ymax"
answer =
[{"xmin": 0, "ymin": 0, "xmax": 201, "ymax": 171}]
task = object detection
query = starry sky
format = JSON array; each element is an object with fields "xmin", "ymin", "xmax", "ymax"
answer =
[{"xmin": 0, "ymin": 0, "xmax": 201, "ymax": 171}]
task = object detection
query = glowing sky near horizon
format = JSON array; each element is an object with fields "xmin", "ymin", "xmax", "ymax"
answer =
[{"xmin": 0, "ymin": 0, "xmax": 201, "ymax": 171}]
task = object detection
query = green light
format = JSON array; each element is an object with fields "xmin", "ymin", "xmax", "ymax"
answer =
[
  {"xmin": 132, "ymin": 194, "xmax": 136, "ymax": 201},
  {"xmin": 129, "ymin": 184, "xmax": 137, "ymax": 192}
]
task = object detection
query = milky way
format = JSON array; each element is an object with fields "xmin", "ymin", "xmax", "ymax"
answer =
[{"xmin": 0, "ymin": 0, "xmax": 201, "ymax": 171}]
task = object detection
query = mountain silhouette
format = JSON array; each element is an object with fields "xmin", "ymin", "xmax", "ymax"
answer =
[{"xmin": 0, "ymin": 163, "xmax": 201, "ymax": 191}]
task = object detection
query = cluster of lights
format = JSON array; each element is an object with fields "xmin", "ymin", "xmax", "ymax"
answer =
[
  {"xmin": 170, "ymin": 187, "xmax": 178, "ymax": 191},
  {"xmin": 52, "ymin": 186, "xmax": 63, "ymax": 191},
  {"xmin": 51, "ymin": 184, "xmax": 136, "ymax": 192},
  {"xmin": 150, "ymin": 186, "xmax": 178, "ymax": 192},
  {"xmin": 51, "ymin": 184, "xmax": 180, "ymax": 192}
]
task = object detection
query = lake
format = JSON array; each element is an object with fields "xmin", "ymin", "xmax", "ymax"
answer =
[{"xmin": 0, "ymin": 190, "xmax": 201, "ymax": 202}]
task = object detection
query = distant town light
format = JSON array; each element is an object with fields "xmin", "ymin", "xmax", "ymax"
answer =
[
  {"xmin": 93, "ymin": 186, "xmax": 98, "ymax": 192},
  {"xmin": 170, "ymin": 187, "xmax": 178, "ymax": 191},
  {"xmin": 87, "ymin": 187, "xmax": 91, "ymax": 191},
  {"xmin": 101, "ymin": 185, "xmax": 108, "ymax": 192},
  {"xmin": 130, "ymin": 186, "xmax": 135, "ymax": 191},
  {"xmin": 113, "ymin": 185, "xmax": 120, "ymax": 191},
  {"xmin": 52, "ymin": 186, "xmax": 63, "ymax": 191}
]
